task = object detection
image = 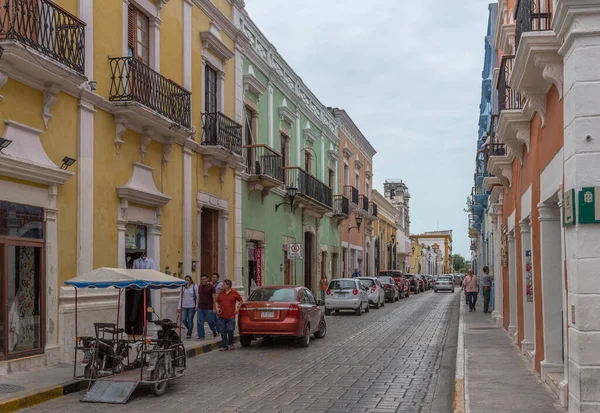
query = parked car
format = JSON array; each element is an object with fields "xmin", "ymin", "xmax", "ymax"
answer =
[
  {"xmin": 434, "ymin": 276, "xmax": 455, "ymax": 293},
  {"xmin": 403, "ymin": 273, "xmax": 420, "ymax": 294},
  {"xmin": 238, "ymin": 286, "xmax": 326, "ymax": 348},
  {"xmin": 324, "ymin": 278, "xmax": 370, "ymax": 316},
  {"xmin": 378, "ymin": 270, "xmax": 409, "ymax": 298},
  {"xmin": 425, "ymin": 275, "xmax": 435, "ymax": 290},
  {"xmin": 415, "ymin": 275, "xmax": 426, "ymax": 292},
  {"xmin": 357, "ymin": 277, "xmax": 385, "ymax": 308},
  {"xmin": 454, "ymin": 274, "xmax": 464, "ymax": 286},
  {"xmin": 378, "ymin": 275, "xmax": 400, "ymax": 302}
]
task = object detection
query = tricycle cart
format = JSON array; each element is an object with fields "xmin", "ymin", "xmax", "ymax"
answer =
[{"xmin": 66, "ymin": 267, "xmax": 187, "ymax": 404}]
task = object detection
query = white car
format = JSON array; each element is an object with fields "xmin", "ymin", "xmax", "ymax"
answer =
[
  {"xmin": 434, "ymin": 276, "xmax": 456, "ymax": 293},
  {"xmin": 357, "ymin": 277, "xmax": 385, "ymax": 309},
  {"xmin": 324, "ymin": 278, "xmax": 370, "ymax": 316}
]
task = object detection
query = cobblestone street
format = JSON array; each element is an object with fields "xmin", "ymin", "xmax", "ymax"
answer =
[{"xmin": 23, "ymin": 291, "xmax": 459, "ymax": 413}]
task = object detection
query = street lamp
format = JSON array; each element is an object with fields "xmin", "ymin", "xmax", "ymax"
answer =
[
  {"xmin": 391, "ymin": 234, "xmax": 396, "ymax": 243},
  {"xmin": 275, "ymin": 186, "xmax": 297, "ymax": 211},
  {"xmin": 348, "ymin": 214, "xmax": 362, "ymax": 232},
  {"xmin": 0, "ymin": 137, "xmax": 12, "ymax": 154}
]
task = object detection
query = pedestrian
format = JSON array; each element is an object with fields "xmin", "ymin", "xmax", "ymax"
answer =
[
  {"xmin": 480, "ymin": 266, "xmax": 493, "ymax": 313},
  {"xmin": 352, "ymin": 268, "xmax": 361, "ymax": 278},
  {"xmin": 212, "ymin": 272, "xmax": 224, "ymax": 294},
  {"xmin": 197, "ymin": 274, "xmax": 218, "ymax": 339},
  {"xmin": 463, "ymin": 269, "xmax": 479, "ymax": 312},
  {"xmin": 177, "ymin": 275, "xmax": 197, "ymax": 339},
  {"xmin": 319, "ymin": 274, "xmax": 329, "ymax": 304},
  {"xmin": 215, "ymin": 279, "xmax": 242, "ymax": 351}
]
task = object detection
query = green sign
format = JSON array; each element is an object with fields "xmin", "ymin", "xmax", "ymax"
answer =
[
  {"xmin": 578, "ymin": 187, "xmax": 600, "ymax": 224},
  {"xmin": 563, "ymin": 188, "xmax": 575, "ymax": 227}
]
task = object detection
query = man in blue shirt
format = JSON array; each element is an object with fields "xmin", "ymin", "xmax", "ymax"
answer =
[{"xmin": 352, "ymin": 268, "xmax": 361, "ymax": 278}]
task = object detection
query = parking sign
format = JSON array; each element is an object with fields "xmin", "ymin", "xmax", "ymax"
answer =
[{"xmin": 288, "ymin": 243, "xmax": 303, "ymax": 259}]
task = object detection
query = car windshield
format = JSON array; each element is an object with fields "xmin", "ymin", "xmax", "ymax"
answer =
[
  {"xmin": 358, "ymin": 278, "xmax": 374, "ymax": 288},
  {"xmin": 379, "ymin": 271, "xmax": 400, "ymax": 277},
  {"xmin": 379, "ymin": 277, "xmax": 393, "ymax": 285},
  {"xmin": 439, "ymin": 277, "xmax": 453, "ymax": 281},
  {"xmin": 329, "ymin": 280, "xmax": 356, "ymax": 290},
  {"xmin": 248, "ymin": 288, "xmax": 297, "ymax": 302},
  {"xmin": 404, "ymin": 274, "xmax": 415, "ymax": 279}
]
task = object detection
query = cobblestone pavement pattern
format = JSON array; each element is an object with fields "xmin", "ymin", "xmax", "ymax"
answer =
[{"xmin": 23, "ymin": 291, "xmax": 459, "ymax": 413}]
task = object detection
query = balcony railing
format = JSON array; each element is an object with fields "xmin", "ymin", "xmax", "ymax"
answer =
[
  {"xmin": 201, "ymin": 112, "xmax": 243, "ymax": 156},
  {"xmin": 244, "ymin": 144, "xmax": 283, "ymax": 182},
  {"xmin": 515, "ymin": 0, "xmax": 552, "ymax": 51},
  {"xmin": 488, "ymin": 114, "xmax": 499, "ymax": 137},
  {"xmin": 488, "ymin": 142, "xmax": 506, "ymax": 158},
  {"xmin": 0, "ymin": 0, "xmax": 86, "ymax": 73},
  {"xmin": 109, "ymin": 57, "xmax": 191, "ymax": 127},
  {"xmin": 334, "ymin": 195, "xmax": 349, "ymax": 216},
  {"xmin": 498, "ymin": 56, "xmax": 522, "ymax": 111},
  {"xmin": 344, "ymin": 185, "xmax": 359, "ymax": 205},
  {"xmin": 361, "ymin": 195, "xmax": 369, "ymax": 212},
  {"xmin": 371, "ymin": 202, "xmax": 378, "ymax": 217},
  {"xmin": 284, "ymin": 167, "xmax": 332, "ymax": 209}
]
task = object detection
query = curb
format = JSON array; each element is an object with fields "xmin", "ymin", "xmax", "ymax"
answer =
[
  {"xmin": 0, "ymin": 334, "xmax": 239, "ymax": 413},
  {"xmin": 453, "ymin": 290, "xmax": 466, "ymax": 413}
]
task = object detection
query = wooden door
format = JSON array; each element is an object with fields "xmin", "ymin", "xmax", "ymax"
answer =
[{"xmin": 200, "ymin": 209, "xmax": 218, "ymax": 276}]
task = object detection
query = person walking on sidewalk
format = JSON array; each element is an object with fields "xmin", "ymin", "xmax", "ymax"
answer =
[
  {"xmin": 481, "ymin": 266, "xmax": 493, "ymax": 313},
  {"xmin": 177, "ymin": 275, "xmax": 197, "ymax": 339},
  {"xmin": 319, "ymin": 274, "xmax": 329, "ymax": 305},
  {"xmin": 215, "ymin": 279, "xmax": 242, "ymax": 351},
  {"xmin": 463, "ymin": 269, "xmax": 479, "ymax": 312},
  {"xmin": 197, "ymin": 274, "xmax": 218, "ymax": 339}
]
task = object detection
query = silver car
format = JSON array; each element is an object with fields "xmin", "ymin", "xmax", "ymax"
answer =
[
  {"xmin": 357, "ymin": 277, "xmax": 385, "ymax": 309},
  {"xmin": 434, "ymin": 276, "xmax": 455, "ymax": 293},
  {"xmin": 324, "ymin": 278, "xmax": 370, "ymax": 316}
]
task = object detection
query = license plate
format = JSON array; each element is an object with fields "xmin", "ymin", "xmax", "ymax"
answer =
[
  {"xmin": 262, "ymin": 311, "xmax": 275, "ymax": 318},
  {"xmin": 336, "ymin": 292, "xmax": 347, "ymax": 297}
]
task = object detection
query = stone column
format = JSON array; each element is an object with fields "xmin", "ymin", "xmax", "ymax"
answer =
[
  {"xmin": 218, "ymin": 210, "xmax": 229, "ymax": 279},
  {"xmin": 507, "ymin": 231, "xmax": 518, "ymax": 339},
  {"xmin": 519, "ymin": 218, "xmax": 535, "ymax": 353},
  {"xmin": 77, "ymin": 99, "xmax": 95, "ymax": 276},
  {"xmin": 183, "ymin": 148, "xmax": 192, "ymax": 279},
  {"xmin": 538, "ymin": 202, "xmax": 564, "ymax": 379},
  {"xmin": 44, "ymin": 197, "xmax": 60, "ymax": 362},
  {"xmin": 556, "ymin": 3, "xmax": 600, "ymax": 410},
  {"xmin": 196, "ymin": 207, "xmax": 202, "ymax": 284},
  {"xmin": 493, "ymin": 204, "xmax": 504, "ymax": 326}
]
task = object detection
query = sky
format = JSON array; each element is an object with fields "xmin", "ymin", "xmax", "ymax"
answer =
[{"xmin": 244, "ymin": 0, "xmax": 490, "ymax": 258}]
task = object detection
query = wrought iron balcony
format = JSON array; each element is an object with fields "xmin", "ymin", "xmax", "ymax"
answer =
[
  {"xmin": 498, "ymin": 56, "xmax": 522, "ymax": 111},
  {"xmin": 487, "ymin": 142, "xmax": 506, "ymax": 160},
  {"xmin": 488, "ymin": 114, "xmax": 499, "ymax": 137},
  {"xmin": 370, "ymin": 202, "xmax": 378, "ymax": 217},
  {"xmin": 361, "ymin": 195, "xmax": 369, "ymax": 212},
  {"xmin": 201, "ymin": 112, "xmax": 243, "ymax": 156},
  {"xmin": 0, "ymin": 0, "xmax": 86, "ymax": 73},
  {"xmin": 284, "ymin": 167, "xmax": 332, "ymax": 210},
  {"xmin": 515, "ymin": 0, "xmax": 552, "ymax": 51},
  {"xmin": 109, "ymin": 57, "xmax": 191, "ymax": 127},
  {"xmin": 344, "ymin": 185, "xmax": 359, "ymax": 206},
  {"xmin": 244, "ymin": 144, "xmax": 283, "ymax": 182},
  {"xmin": 333, "ymin": 195, "xmax": 349, "ymax": 216}
]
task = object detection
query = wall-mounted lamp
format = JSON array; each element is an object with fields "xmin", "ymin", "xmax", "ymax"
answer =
[
  {"xmin": 88, "ymin": 80, "xmax": 97, "ymax": 91},
  {"xmin": 348, "ymin": 214, "xmax": 362, "ymax": 232},
  {"xmin": 61, "ymin": 156, "xmax": 77, "ymax": 170},
  {"xmin": 0, "ymin": 137, "xmax": 12, "ymax": 153},
  {"xmin": 391, "ymin": 234, "xmax": 396, "ymax": 243},
  {"xmin": 275, "ymin": 186, "xmax": 297, "ymax": 211},
  {"xmin": 412, "ymin": 246, "xmax": 415, "ymax": 254}
]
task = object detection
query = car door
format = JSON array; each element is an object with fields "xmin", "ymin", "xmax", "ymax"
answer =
[
  {"xmin": 302, "ymin": 288, "xmax": 320, "ymax": 332},
  {"xmin": 357, "ymin": 281, "xmax": 368, "ymax": 305}
]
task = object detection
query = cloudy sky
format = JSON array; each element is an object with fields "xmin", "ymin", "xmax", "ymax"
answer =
[{"xmin": 245, "ymin": 0, "xmax": 490, "ymax": 258}]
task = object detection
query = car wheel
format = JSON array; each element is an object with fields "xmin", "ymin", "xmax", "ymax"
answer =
[
  {"xmin": 399, "ymin": 290, "xmax": 404, "ymax": 299},
  {"xmin": 324, "ymin": 308, "xmax": 331, "ymax": 316},
  {"xmin": 335, "ymin": 309, "xmax": 340, "ymax": 314},
  {"xmin": 374, "ymin": 299, "xmax": 380, "ymax": 309},
  {"xmin": 240, "ymin": 335, "xmax": 252, "ymax": 347},
  {"xmin": 314, "ymin": 318, "xmax": 326, "ymax": 339},
  {"xmin": 355, "ymin": 305, "xmax": 362, "ymax": 316},
  {"xmin": 434, "ymin": 289, "xmax": 438, "ymax": 293},
  {"xmin": 380, "ymin": 297, "xmax": 385, "ymax": 307},
  {"xmin": 364, "ymin": 301, "xmax": 370, "ymax": 313},
  {"xmin": 298, "ymin": 324, "xmax": 311, "ymax": 347}
]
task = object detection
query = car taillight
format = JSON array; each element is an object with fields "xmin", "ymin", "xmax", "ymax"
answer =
[
  {"xmin": 326, "ymin": 289, "xmax": 331, "ymax": 295},
  {"xmin": 288, "ymin": 304, "xmax": 301, "ymax": 318},
  {"xmin": 239, "ymin": 305, "xmax": 249, "ymax": 316},
  {"xmin": 352, "ymin": 289, "xmax": 358, "ymax": 295},
  {"xmin": 435, "ymin": 282, "xmax": 440, "ymax": 285},
  {"xmin": 371, "ymin": 285, "xmax": 377, "ymax": 292},
  {"xmin": 385, "ymin": 284, "xmax": 391, "ymax": 289}
]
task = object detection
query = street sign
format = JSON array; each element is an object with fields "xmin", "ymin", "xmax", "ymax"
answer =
[
  {"xmin": 578, "ymin": 187, "xmax": 600, "ymax": 224},
  {"xmin": 288, "ymin": 243, "xmax": 303, "ymax": 259},
  {"xmin": 563, "ymin": 188, "xmax": 575, "ymax": 226}
]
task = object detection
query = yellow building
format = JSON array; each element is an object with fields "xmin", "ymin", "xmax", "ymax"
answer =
[
  {"xmin": 0, "ymin": 0, "xmax": 247, "ymax": 370},
  {"xmin": 411, "ymin": 231, "xmax": 453, "ymax": 274},
  {"xmin": 409, "ymin": 241, "xmax": 425, "ymax": 274},
  {"xmin": 372, "ymin": 190, "xmax": 398, "ymax": 273}
]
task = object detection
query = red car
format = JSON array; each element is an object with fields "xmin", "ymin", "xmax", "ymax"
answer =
[
  {"xmin": 378, "ymin": 270, "xmax": 410, "ymax": 298},
  {"xmin": 238, "ymin": 286, "xmax": 326, "ymax": 348}
]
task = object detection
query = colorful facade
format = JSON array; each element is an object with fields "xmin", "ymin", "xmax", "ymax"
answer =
[
  {"xmin": 383, "ymin": 180, "xmax": 411, "ymax": 272},
  {"xmin": 469, "ymin": 1, "xmax": 600, "ymax": 410},
  {"xmin": 411, "ymin": 231, "xmax": 453, "ymax": 274},
  {"xmin": 372, "ymin": 190, "xmax": 398, "ymax": 274}
]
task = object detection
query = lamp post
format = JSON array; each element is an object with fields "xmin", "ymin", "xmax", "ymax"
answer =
[
  {"xmin": 275, "ymin": 186, "xmax": 298, "ymax": 211},
  {"xmin": 348, "ymin": 214, "xmax": 362, "ymax": 232}
]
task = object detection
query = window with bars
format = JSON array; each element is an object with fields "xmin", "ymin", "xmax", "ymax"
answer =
[
  {"xmin": 128, "ymin": 4, "xmax": 149, "ymax": 65},
  {"xmin": 205, "ymin": 65, "xmax": 218, "ymax": 113}
]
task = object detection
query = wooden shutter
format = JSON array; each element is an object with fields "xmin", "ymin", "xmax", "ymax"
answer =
[{"xmin": 128, "ymin": 4, "xmax": 136, "ymax": 53}]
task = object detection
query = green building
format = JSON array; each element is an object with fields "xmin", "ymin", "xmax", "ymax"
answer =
[{"xmin": 239, "ymin": 16, "xmax": 349, "ymax": 296}]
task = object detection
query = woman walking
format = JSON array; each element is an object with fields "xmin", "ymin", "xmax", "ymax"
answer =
[{"xmin": 178, "ymin": 275, "xmax": 198, "ymax": 339}]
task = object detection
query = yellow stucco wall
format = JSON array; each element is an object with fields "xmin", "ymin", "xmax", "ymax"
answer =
[
  {"xmin": 160, "ymin": 0, "xmax": 184, "ymax": 86},
  {"xmin": 94, "ymin": 0, "xmax": 122, "ymax": 102}
]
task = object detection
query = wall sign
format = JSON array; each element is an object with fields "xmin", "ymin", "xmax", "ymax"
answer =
[
  {"xmin": 255, "ymin": 248, "xmax": 262, "ymax": 286},
  {"xmin": 288, "ymin": 243, "xmax": 303, "ymax": 259},
  {"xmin": 578, "ymin": 187, "xmax": 600, "ymax": 224},
  {"xmin": 563, "ymin": 188, "xmax": 575, "ymax": 226},
  {"xmin": 525, "ymin": 250, "xmax": 533, "ymax": 303}
]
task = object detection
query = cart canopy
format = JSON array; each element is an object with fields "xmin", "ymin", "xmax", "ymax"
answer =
[{"xmin": 65, "ymin": 267, "xmax": 187, "ymax": 289}]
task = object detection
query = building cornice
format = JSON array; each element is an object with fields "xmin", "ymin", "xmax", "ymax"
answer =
[
  {"xmin": 330, "ymin": 108, "xmax": 377, "ymax": 159},
  {"xmin": 193, "ymin": 0, "xmax": 240, "ymax": 43}
]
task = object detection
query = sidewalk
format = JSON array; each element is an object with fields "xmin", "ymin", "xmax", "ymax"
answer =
[
  {"xmin": 0, "ymin": 330, "xmax": 237, "ymax": 412},
  {"xmin": 454, "ymin": 292, "xmax": 564, "ymax": 413}
]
